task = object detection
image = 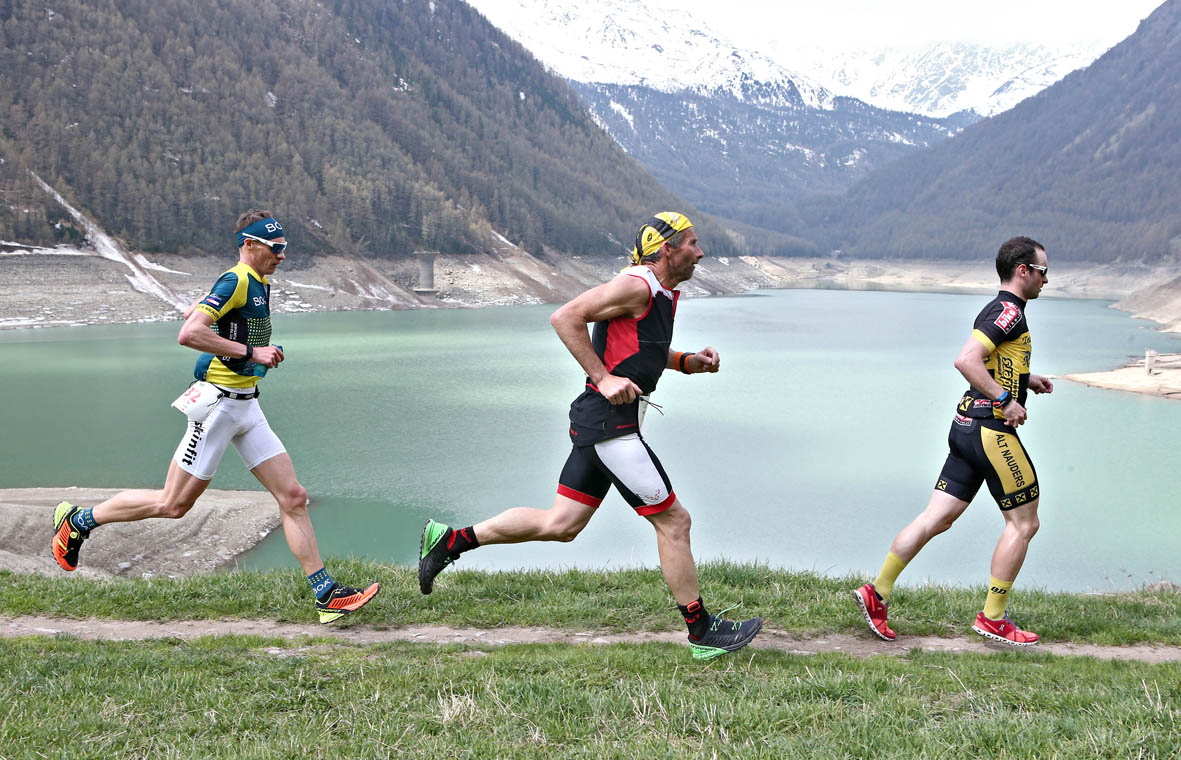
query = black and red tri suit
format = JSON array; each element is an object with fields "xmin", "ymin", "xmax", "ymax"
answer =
[
  {"xmin": 556, "ymin": 265, "xmax": 681, "ymax": 515},
  {"xmin": 567, "ymin": 265, "xmax": 679, "ymax": 446}
]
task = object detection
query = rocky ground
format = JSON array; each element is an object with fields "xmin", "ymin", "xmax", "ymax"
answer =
[
  {"xmin": 5, "ymin": 237, "xmax": 1179, "ymax": 330},
  {"xmin": 0, "ymin": 487, "xmax": 279, "ymax": 579}
]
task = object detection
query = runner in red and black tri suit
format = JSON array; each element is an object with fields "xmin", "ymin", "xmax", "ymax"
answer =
[
  {"xmin": 418, "ymin": 212, "xmax": 762, "ymax": 661},
  {"xmin": 853, "ymin": 236, "xmax": 1054, "ymax": 647}
]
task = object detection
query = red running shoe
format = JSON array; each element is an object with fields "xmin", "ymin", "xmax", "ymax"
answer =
[
  {"xmin": 852, "ymin": 583, "xmax": 896, "ymax": 641},
  {"xmin": 52, "ymin": 501, "xmax": 88, "ymax": 572},
  {"xmin": 972, "ymin": 612, "xmax": 1039, "ymax": 647},
  {"xmin": 316, "ymin": 582, "xmax": 381, "ymax": 624}
]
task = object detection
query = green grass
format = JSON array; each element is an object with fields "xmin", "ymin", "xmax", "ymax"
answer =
[
  {"xmin": 3, "ymin": 561, "xmax": 1180, "ymax": 645},
  {"xmin": 1, "ymin": 636, "xmax": 1178, "ymax": 759}
]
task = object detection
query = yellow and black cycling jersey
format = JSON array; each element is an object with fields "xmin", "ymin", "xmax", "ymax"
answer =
[
  {"xmin": 192, "ymin": 261, "xmax": 272, "ymax": 389},
  {"xmin": 957, "ymin": 290, "xmax": 1031, "ymax": 421}
]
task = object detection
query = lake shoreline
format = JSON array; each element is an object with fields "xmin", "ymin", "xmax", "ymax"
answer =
[
  {"xmin": 5, "ymin": 243, "xmax": 1181, "ymax": 403},
  {"xmin": 3, "ymin": 241, "xmax": 1178, "ymax": 326},
  {"xmin": 1063, "ymin": 352, "xmax": 1181, "ymax": 400}
]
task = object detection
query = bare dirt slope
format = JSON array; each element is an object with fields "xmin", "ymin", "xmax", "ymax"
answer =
[{"xmin": 0, "ymin": 487, "xmax": 279, "ymax": 578}]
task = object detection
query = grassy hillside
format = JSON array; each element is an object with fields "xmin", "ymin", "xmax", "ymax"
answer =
[
  {"xmin": 4, "ymin": 562, "xmax": 1180, "ymax": 644},
  {"xmin": 3, "ymin": 562, "xmax": 1180, "ymax": 758},
  {"xmin": 4, "ymin": 637, "xmax": 1179, "ymax": 759}
]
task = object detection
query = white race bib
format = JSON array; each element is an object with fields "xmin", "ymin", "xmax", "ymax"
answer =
[{"xmin": 170, "ymin": 381, "xmax": 222, "ymax": 422}]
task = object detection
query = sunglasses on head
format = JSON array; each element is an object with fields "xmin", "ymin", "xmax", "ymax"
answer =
[{"xmin": 242, "ymin": 233, "xmax": 287, "ymax": 254}]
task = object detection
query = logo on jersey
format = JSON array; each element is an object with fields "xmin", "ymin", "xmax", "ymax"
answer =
[
  {"xmin": 994, "ymin": 302, "xmax": 1021, "ymax": 333},
  {"xmin": 202, "ymin": 294, "xmax": 223, "ymax": 308}
]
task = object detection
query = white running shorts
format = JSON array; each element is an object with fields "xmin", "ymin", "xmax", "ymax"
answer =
[{"xmin": 172, "ymin": 396, "xmax": 286, "ymax": 481}]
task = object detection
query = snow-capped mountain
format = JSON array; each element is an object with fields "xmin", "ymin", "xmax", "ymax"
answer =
[
  {"xmin": 466, "ymin": 0, "xmax": 967, "ymax": 236},
  {"xmin": 795, "ymin": 41, "xmax": 1110, "ymax": 117},
  {"xmin": 466, "ymin": 0, "xmax": 836, "ymax": 110}
]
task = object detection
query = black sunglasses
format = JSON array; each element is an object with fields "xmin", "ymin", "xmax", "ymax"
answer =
[{"xmin": 242, "ymin": 233, "xmax": 287, "ymax": 254}]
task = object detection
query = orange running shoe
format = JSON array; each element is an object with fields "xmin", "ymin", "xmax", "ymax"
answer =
[
  {"xmin": 852, "ymin": 583, "xmax": 896, "ymax": 641},
  {"xmin": 316, "ymin": 581, "xmax": 381, "ymax": 624},
  {"xmin": 972, "ymin": 612, "xmax": 1039, "ymax": 647},
  {"xmin": 52, "ymin": 501, "xmax": 88, "ymax": 571}
]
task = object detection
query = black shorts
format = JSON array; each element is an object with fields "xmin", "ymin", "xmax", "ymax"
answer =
[
  {"xmin": 935, "ymin": 415, "xmax": 1040, "ymax": 510},
  {"xmin": 556, "ymin": 434, "xmax": 676, "ymax": 516}
]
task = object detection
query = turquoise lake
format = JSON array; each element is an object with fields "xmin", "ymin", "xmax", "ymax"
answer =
[{"xmin": 2, "ymin": 289, "xmax": 1178, "ymax": 592}]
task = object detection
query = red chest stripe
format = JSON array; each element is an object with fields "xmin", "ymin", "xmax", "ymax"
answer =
[
  {"xmin": 604, "ymin": 275, "xmax": 653, "ymax": 372},
  {"xmin": 604, "ymin": 318, "xmax": 640, "ymax": 372}
]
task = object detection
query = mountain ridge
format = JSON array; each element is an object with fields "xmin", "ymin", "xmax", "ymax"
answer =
[{"xmin": 797, "ymin": 0, "xmax": 1181, "ymax": 262}]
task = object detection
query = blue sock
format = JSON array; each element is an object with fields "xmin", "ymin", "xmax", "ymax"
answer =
[
  {"xmin": 70, "ymin": 507, "xmax": 99, "ymax": 532},
  {"xmin": 308, "ymin": 568, "xmax": 336, "ymax": 601}
]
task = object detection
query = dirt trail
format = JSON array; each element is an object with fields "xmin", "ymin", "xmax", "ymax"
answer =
[{"xmin": 4, "ymin": 616, "xmax": 1180, "ymax": 663}]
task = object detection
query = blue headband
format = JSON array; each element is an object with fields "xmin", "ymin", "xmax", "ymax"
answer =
[{"xmin": 236, "ymin": 217, "xmax": 284, "ymax": 247}]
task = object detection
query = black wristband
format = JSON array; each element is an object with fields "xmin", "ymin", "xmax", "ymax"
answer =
[
  {"xmin": 679, "ymin": 352, "xmax": 695, "ymax": 374},
  {"xmin": 244, "ymin": 344, "xmax": 253, "ymax": 361},
  {"xmin": 993, "ymin": 390, "xmax": 1012, "ymax": 407}
]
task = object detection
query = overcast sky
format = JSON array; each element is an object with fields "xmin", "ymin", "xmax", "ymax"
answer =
[{"xmin": 671, "ymin": 0, "xmax": 1167, "ymax": 50}]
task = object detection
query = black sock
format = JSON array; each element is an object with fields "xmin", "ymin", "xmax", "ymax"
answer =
[
  {"xmin": 447, "ymin": 526, "xmax": 480, "ymax": 555},
  {"xmin": 678, "ymin": 597, "xmax": 710, "ymax": 639}
]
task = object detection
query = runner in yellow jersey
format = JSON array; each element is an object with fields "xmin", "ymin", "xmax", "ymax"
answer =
[
  {"xmin": 854, "ymin": 236, "xmax": 1052, "ymax": 647},
  {"xmin": 52, "ymin": 210, "xmax": 378, "ymax": 623}
]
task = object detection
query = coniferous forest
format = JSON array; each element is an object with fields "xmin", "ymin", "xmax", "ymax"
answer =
[
  {"xmin": 0, "ymin": 0, "xmax": 750, "ymax": 258},
  {"xmin": 2, "ymin": 0, "xmax": 1178, "ymax": 263}
]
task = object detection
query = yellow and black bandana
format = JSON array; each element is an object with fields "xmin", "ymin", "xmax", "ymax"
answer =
[{"xmin": 630, "ymin": 211, "xmax": 693, "ymax": 265}]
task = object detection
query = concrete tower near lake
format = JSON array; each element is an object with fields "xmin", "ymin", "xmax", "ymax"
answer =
[{"xmin": 413, "ymin": 251, "xmax": 438, "ymax": 295}]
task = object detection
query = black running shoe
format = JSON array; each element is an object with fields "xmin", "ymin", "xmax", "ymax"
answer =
[
  {"xmin": 418, "ymin": 519, "xmax": 459, "ymax": 595},
  {"xmin": 688, "ymin": 614, "xmax": 764, "ymax": 661},
  {"xmin": 316, "ymin": 582, "xmax": 381, "ymax": 624},
  {"xmin": 52, "ymin": 501, "xmax": 88, "ymax": 571}
]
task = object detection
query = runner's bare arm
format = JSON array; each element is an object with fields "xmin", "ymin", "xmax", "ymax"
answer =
[
  {"xmin": 953, "ymin": 336, "xmax": 1027, "ymax": 426},
  {"xmin": 550, "ymin": 274, "xmax": 650, "ymax": 403},
  {"xmin": 177, "ymin": 311, "xmax": 284, "ymax": 367}
]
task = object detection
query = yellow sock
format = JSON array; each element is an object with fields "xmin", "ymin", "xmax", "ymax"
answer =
[
  {"xmin": 984, "ymin": 576, "xmax": 1014, "ymax": 620},
  {"xmin": 873, "ymin": 552, "xmax": 907, "ymax": 601}
]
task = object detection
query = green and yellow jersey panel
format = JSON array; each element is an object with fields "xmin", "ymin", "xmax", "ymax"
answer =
[
  {"xmin": 957, "ymin": 290, "xmax": 1031, "ymax": 421},
  {"xmin": 192, "ymin": 262, "xmax": 272, "ymax": 389}
]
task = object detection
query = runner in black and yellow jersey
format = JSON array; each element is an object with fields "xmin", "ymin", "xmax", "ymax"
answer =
[
  {"xmin": 52, "ymin": 210, "xmax": 378, "ymax": 623},
  {"xmin": 853, "ymin": 236, "xmax": 1052, "ymax": 647},
  {"xmin": 418, "ymin": 212, "xmax": 762, "ymax": 661}
]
